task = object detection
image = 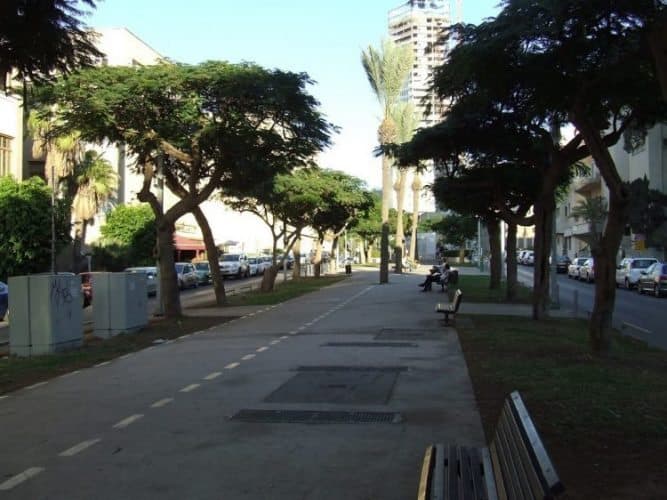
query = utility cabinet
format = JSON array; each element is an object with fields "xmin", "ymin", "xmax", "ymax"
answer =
[
  {"xmin": 92, "ymin": 272, "xmax": 148, "ymax": 338},
  {"xmin": 9, "ymin": 274, "xmax": 83, "ymax": 357}
]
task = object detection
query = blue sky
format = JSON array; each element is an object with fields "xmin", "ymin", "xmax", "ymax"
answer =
[{"xmin": 88, "ymin": 0, "xmax": 501, "ymax": 189}]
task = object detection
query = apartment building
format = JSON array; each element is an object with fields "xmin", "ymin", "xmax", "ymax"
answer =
[
  {"xmin": 0, "ymin": 92, "xmax": 23, "ymax": 180},
  {"xmin": 556, "ymin": 124, "xmax": 667, "ymax": 260}
]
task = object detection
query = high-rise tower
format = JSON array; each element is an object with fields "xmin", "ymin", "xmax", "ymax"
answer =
[{"xmin": 388, "ymin": 0, "xmax": 450, "ymax": 128}]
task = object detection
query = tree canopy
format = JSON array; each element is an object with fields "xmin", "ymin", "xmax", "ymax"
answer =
[{"xmin": 0, "ymin": 0, "xmax": 101, "ymax": 91}]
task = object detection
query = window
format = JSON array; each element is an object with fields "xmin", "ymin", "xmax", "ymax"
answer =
[{"xmin": 0, "ymin": 134, "xmax": 11, "ymax": 176}]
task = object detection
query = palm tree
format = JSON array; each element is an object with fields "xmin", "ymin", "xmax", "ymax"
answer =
[
  {"xmin": 391, "ymin": 102, "xmax": 419, "ymax": 272},
  {"xmin": 361, "ymin": 39, "xmax": 413, "ymax": 282},
  {"xmin": 69, "ymin": 150, "xmax": 118, "ymax": 244},
  {"xmin": 410, "ymin": 171, "xmax": 422, "ymax": 261},
  {"xmin": 570, "ymin": 196, "xmax": 608, "ymax": 249}
]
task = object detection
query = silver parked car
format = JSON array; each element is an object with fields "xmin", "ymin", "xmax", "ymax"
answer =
[
  {"xmin": 636, "ymin": 262, "xmax": 667, "ymax": 297},
  {"xmin": 175, "ymin": 262, "xmax": 198, "ymax": 289},
  {"xmin": 578, "ymin": 258, "xmax": 595, "ymax": 283},
  {"xmin": 124, "ymin": 267, "xmax": 158, "ymax": 296}
]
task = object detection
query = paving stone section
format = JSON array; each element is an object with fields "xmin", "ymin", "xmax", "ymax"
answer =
[{"xmin": 0, "ymin": 268, "xmax": 486, "ymax": 500}]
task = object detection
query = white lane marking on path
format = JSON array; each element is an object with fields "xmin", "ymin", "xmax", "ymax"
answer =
[
  {"xmin": 256, "ymin": 347, "xmax": 268, "ymax": 353},
  {"xmin": 177, "ymin": 335, "xmax": 190, "ymax": 340},
  {"xmin": 0, "ymin": 395, "xmax": 8, "ymax": 400},
  {"xmin": 280, "ymin": 335, "xmax": 289, "ymax": 340},
  {"xmin": 151, "ymin": 398, "xmax": 174, "ymax": 408},
  {"xmin": 59, "ymin": 370, "xmax": 80, "ymax": 378},
  {"xmin": 113, "ymin": 414, "xmax": 144, "ymax": 429},
  {"xmin": 59, "ymin": 438, "xmax": 101, "ymax": 457},
  {"xmin": 270, "ymin": 340, "xmax": 280, "ymax": 345},
  {"xmin": 94, "ymin": 361, "xmax": 110, "ymax": 367},
  {"xmin": 241, "ymin": 354, "xmax": 256, "ymax": 361},
  {"xmin": 204, "ymin": 372, "xmax": 222, "ymax": 380},
  {"xmin": 0, "ymin": 467, "xmax": 45, "ymax": 491},
  {"xmin": 225, "ymin": 362, "xmax": 240, "ymax": 369},
  {"xmin": 25, "ymin": 381, "xmax": 48, "ymax": 390},
  {"xmin": 297, "ymin": 326, "xmax": 306, "ymax": 331},
  {"xmin": 179, "ymin": 384, "xmax": 200, "ymax": 393},
  {"xmin": 119, "ymin": 354, "xmax": 132, "ymax": 360}
]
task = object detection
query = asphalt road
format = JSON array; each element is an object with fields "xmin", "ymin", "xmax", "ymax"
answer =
[
  {"xmin": 517, "ymin": 266, "xmax": 667, "ymax": 349},
  {"xmin": 0, "ymin": 269, "xmax": 483, "ymax": 499}
]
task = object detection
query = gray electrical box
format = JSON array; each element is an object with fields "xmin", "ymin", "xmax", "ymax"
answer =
[
  {"xmin": 92, "ymin": 272, "xmax": 148, "ymax": 338},
  {"xmin": 9, "ymin": 274, "xmax": 83, "ymax": 357}
]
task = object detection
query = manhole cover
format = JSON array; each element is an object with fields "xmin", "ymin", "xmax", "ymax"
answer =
[
  {"xmin": 231, "ymin": 409, "xmax": 402, "ymax": 424},
  {"xmin": 375, "ymin": 329, "xmax": 443, "ymax": 340},
  {"xmin": 321, "ymin": 342, "xmax": 418, "ymax": 348},
  {"xmin": 265, "ymin": 367, "xmax": 406, "ymax": 404}
]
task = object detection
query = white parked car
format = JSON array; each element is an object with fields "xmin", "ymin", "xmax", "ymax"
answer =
[
  {"xmin": 175, "ymin": 262, "xmax": 198, "ymax": 289},
  {"xmin": 258, "ymin": 255, "xmax": 273, "ymax": 274},
  {"xmin": 615, "ymin": 257, "xmax": 658, "ymax": 289},
  {"xmin": 578, "ymin": 258, "xmax": 595, "ymax": 283},
  {"xmin": 124, "ymin": 266, "xmax": 159, "ymax": 296},
  {"xmin": 567, "ymin": 257, "xmax": 589, "ymax": 279},
  {"xmin": 219, "ymin": 253, "xmax": 249, "ymax": 279},
  {"xmin": 247, "ymin": 257, "xmax": 260, "ymax": 276}
]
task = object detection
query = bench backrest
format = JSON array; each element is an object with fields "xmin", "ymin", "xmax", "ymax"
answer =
[
  {"xmin": 452, "ymin": 289, "xmax": 463, "ymax": 313},
  {"xmin": 489, "ymin": 391, "xmax": 564, "ymax": 500}
]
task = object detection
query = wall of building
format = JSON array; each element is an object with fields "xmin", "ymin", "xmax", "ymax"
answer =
[{"xmin": 0, "ymin": 93, "xmax": 23, "ymax": 178}]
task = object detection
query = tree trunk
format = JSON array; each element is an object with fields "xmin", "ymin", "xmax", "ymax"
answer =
[
  {"xmin": 505, "ymin": 221, "xmax": 518, "ymax": 301},
  {"xmin": 312, "ymin": 240, "xmax": 323, "ymax": 278},
  {"xmin": 380, "ymin": 154, "xmax": 392, "ymax": 283},
  {"xmin": 331, "ymin": 236, "xmax": 339, "ymax": 274},
  {"xmin": 458, "ymin": 247, "xmax": 465, "ymax": 264},
  {"xmin": 192, "ymin": 206, "xmax": 226, "ymax": 305},
  {"xmin": 261, "ymin": 265, "xmax": 279, "ymax": 292},
  {"xmin": 380, "ymin": 223, "xmax": 389, "ymax": 283},
  {"xmin": 532, "ymin": 197, "xmax": 554, "ymax": 319},
  {"xmin": 573, "ymin": 113, "xmax": 631, "ymax": 354},
  {"xmin": 292, "ymin": 237, "xmax": 302, "ymax": 280},
  {"xmin": 487, "ymin": 218, "xmax": 502, "ymax": 289},
  {"xmin": 394, "ymin": 169, "xmax": 407, "ymax": 273},
  {"xmin": 410, "ymin": 171, "xmax": 421, "ymax": 261},
  {"xmin": 156, "ymin": 219, "xmax": 181, "ymax": 317}
]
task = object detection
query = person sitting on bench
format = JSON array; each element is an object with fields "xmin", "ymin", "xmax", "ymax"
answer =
[{"xmin": 419, "ymin": 263, "xmax": 450, "ymax": 292}]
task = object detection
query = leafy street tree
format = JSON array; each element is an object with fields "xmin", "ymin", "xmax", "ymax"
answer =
[
  {"xmin": 41, "ymin": 62, "xmax": 334, "ymax": 317},
  {"xmin": 361, "ymin": 39, "xmax": 413, "ymax": 283},
  {"xmin": 627, "ymin": 177, "xmax": 667, "ymax": 255},
  {"xmin": 99, "ymin": 204, "xmax": 156, "ymax": 268},
  {"xmin": 400, "ymin": 0, "xmax": 666, "ymax": 352},
  {"xmin": 350, "ymin": 192, "xmax": 382, "ymax": 264},
  {"xmin": 0, "ymin": 0, "xmax": 101, "ymax": 92},
  {"xmin": 0, "ymin": 176, "xmax": 70, "ymax": 280},
  {"xmin": 226, "ymin": 168, "xmax": 372, "ymax": 289},
  {"xmin": 428, "ymin": 213, "xmax": 477, "ymax": 264}
]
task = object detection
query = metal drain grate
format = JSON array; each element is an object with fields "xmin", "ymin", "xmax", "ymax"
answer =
[
  {"xmin": 295, "ymin": 365, "xmax": 408, "ymax": 372},
  {"xmin": 321, "ymin": 342, "xmax": 418, "ymax": 348},
  {"xmin": 231, "ymin": 409, "xmax": 402, "ymax": 424},
  {"xmin": 375, "ymin": 329, "xmax": 443, "ymax": 340}
]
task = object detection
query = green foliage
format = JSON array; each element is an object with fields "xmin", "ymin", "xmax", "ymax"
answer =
[
  {"xmin": 429, "ymin": 213, "xmax": 478, "ymax": 248},
  {"xmin": 0, "ymin": 176, "xmax": 70, "ymax": 280},
  {"xmin": 0, "ymin": 0, "xmax": 102, "ymax": 91},
  {"xmin": 97, "ymin": 204, "xmax": 156, "ymax": 268}
]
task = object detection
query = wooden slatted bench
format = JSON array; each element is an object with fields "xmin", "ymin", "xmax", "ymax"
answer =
[
  {"xmin": 417, "ymin": 391, "xmax": 564, "ymax": 500},
  {"xmin": 435, "ymin": 289, "xmax": 462, "ymax": 325}
]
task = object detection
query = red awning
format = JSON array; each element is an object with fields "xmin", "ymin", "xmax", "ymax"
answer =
[{"xmin": 173, "ymin": 234, "xmax": 206, "ymax": 251}]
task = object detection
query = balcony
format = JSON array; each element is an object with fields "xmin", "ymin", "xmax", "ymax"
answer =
[{"xmin": 574, "ymin": 173, "xmax": 601, "ymax": 195}]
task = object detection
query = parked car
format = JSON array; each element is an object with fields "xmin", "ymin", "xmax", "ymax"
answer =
[
  {"xmin": 555, "ymin": 255, "xmax": 572, "ymax": 274},
  {"xmin": 124, "ymin": 267, "xmax": 159, "ymax": 296},
  {"xmin": 579, "ymin": 258, "xmax": 595, "ymax": 282},
  {"xmin": 175, "ymin": 262, "xmax": 198, "ymax": 289},
  {"xmin": 258, "ymin": 255, "xmax": 273, "ymax": 274},
  {"xmin": 568, "ymin": 257, "xmax": 589, "ymax": 279},
  {"xmin": 615, "ymin": 257, "xmax": 658, "ymax": 289},
  {"xmin": 0, "ymin": 281, "xmax": 8, "ymax": 321},
  {"xmin": 219, "ymin": 253, "xmax": 249, "ymax": 279},
  {"xmin": 636, "ymin": 262, "xmax": 667, "ymax": 297},
  {"xmin": 523, "ymin": 250, "xmax": 535, "ymax": 265},
  {"xmin": 193, "ymin": 261, "xmax": 212, "ymax": 285},
  {"xmin": 247, "ymin": 257, "xmax": 260, "ymax": 276}
]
